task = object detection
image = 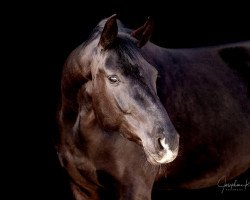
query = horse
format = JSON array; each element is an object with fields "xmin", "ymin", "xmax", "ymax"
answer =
[{"xmin": 57, "ymin": 14, "xmax": 250, "ymax": 200}]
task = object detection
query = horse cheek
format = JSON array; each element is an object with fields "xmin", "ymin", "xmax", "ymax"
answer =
[{"xmin": 93, "ymin": 92, "xmax": 121, "ymax": 131}]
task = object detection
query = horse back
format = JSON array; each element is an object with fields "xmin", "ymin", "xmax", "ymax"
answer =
[{"xmin": 152, "ymin": 41, "xmax": 250, "ymax": 188}]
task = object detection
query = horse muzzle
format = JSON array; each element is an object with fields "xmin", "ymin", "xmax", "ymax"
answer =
[{"xmin": 143, "ymin": 135, "xmax": 179, "ymax": 165}]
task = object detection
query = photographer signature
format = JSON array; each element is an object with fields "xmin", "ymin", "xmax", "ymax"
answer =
[{"xmin": 217, "ymin": 176, "xmax": 250, "ymax": 193}]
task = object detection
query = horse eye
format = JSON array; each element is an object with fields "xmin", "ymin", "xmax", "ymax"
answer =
[{"xmin": 108, "ymin": 75, "xmax": 120, "ymax": 84}]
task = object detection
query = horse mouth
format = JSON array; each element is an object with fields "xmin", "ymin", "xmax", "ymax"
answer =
[{"xmin": 143, "ymin": 147, "xmax": 178, "ymax": 165}]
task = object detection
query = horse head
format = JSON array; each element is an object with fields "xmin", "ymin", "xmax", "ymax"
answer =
[{"xmin": 61, "ymin": 14, "xmax": 179, "ymax": 165}]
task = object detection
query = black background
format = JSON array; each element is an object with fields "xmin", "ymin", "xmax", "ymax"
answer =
[{"xmin": 7, "ymin": 1, "xmax": 250, "ymax": 199}]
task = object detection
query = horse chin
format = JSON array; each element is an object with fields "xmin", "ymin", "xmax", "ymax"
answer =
[{"xmin": 144, "ymin": 147, "xmax": 178, "ymax": 165}]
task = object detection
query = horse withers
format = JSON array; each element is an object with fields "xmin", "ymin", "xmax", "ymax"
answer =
[{"xmin": 57, "ymin": 15, "xmax": 250, "ymax": 199}]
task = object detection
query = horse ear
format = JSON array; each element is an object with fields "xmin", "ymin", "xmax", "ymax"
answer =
[
  {"xmin": 131, "ymin": 17, "xmax": 154, "ymax": 48},
  {"xmin": 99, "ymin": 14, "xmax": 118, "ymax": 49}
]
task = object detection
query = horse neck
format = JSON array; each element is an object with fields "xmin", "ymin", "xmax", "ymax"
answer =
[
  {"xmin": 140, "ymin": 42, "xmax": 175, "ymax": 70},
  {"xmin": 59, "ymin": 43, "xmax": 94, "ymax": 137},
  {"xmin": 59, "ymin": 82, "xmax": 97, "ymax": 147}
]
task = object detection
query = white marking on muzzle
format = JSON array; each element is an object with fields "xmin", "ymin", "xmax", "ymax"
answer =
[{"xmin": 157, "ymin": 138, "xmax": 178, "ymax": 164}]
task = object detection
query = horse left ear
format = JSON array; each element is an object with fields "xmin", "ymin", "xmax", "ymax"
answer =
[
  {"xmin": 99, "ymin": 14, "xmax": 118, "ymax": 49},
  {"xmin": 131, "ymin": 17, "xmax": 154, "ymax": 48}
]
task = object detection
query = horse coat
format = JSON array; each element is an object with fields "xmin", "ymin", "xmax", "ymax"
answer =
[{"xmin": 57, "ymin": 15, "xmax": 250, "ymax": 200}]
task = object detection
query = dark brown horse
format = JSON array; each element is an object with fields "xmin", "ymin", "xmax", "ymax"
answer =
[{"xmin": 57, "ymin": 15, "xmax": 250, "ymax": 199}]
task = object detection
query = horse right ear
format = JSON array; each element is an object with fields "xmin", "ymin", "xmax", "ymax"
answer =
[
  {"xmin": 99, "ymin": 14, "xmax": 118, "ymax": 49},
  {"xmin": 131, "ymin": 17, "xmax": 154, "ymax": 48}
]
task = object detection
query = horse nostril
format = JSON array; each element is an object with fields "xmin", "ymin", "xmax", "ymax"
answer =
[{"xmin": 158, "ymin": 137, "xmax": 167, "ymax": 150}]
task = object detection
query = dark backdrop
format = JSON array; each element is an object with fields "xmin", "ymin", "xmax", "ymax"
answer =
[{"xmin": 11, "ymin": 1, "xmax": 250, "ymax": 200}]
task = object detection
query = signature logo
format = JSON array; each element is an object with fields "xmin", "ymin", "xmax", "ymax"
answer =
[{"xmin": 217, "ymin": 176, "xmax": 250, "ymax": 193}]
